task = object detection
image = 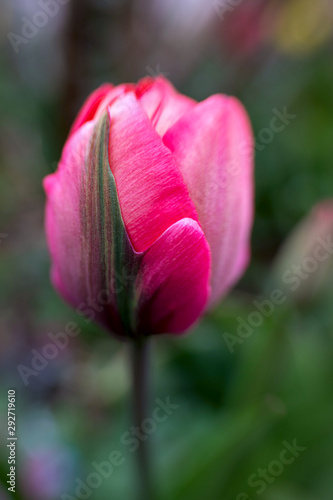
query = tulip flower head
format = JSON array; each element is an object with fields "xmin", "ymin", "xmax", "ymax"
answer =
[{"xmin": 44, "ymin": 77, "xmax": 254, "ymax": 338}]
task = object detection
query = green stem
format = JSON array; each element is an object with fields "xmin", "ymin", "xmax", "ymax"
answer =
[{"xmin": 131, "ymin": 338, "xmax": 154, "ymax": 500}]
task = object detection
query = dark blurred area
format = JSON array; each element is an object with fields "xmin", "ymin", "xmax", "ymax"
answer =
[{"xmin": 1, "ymin": 0, "xmax": 333, "ymax": 499}]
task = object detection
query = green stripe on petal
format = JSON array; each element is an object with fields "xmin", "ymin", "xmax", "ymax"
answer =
[{"xmin": 82, "ymin": 112, "xmax": 144, "ymax": 337}]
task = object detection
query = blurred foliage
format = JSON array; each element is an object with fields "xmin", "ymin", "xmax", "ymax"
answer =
[{"xmin": 1, "ymin": 0, "xmax": 333, "ymax": 499}]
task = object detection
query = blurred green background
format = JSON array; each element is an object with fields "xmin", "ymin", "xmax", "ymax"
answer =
[{"xmin": 1, "ymin": 0, "xmax": 333, "ymax": 499}]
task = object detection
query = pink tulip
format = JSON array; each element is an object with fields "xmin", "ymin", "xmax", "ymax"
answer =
[{"xmin": 43, "ymin": 77, "xmax": 254, "ymax": 337}]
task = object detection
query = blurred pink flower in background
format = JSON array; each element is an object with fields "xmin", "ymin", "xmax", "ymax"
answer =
[
  {"xmin": 44, "ymin": 77, "xmax": 254, "ymax": 338},
  {"xmin": 219, "ymin": 0, "xmax": 274, "ymax": 57},
  {"xmin": 21, "ymin": 410, "xmax": 77, "ymax": 500},
  {"xmin": 23, "ymin": 449, "xmax": 72, "ymax": 500},
  {"xmin": 272, "ymin": 200, "xmax": 333, "ymax": 302}
]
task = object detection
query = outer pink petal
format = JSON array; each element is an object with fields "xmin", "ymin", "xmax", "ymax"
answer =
[
  {"xmin": 135, "ymin": 76, "xmax": 196, "ymax": 136},
  {"xmin": 44, "ymin": 123, "xmax": 92, "ymax": 302},
  {"xmin": 138, "ymin": 218, "xmax": 211, "ymax": 334},
  {"xmin": 44, "ymin": 122, "xmax": 123, "ymax": 333},
  {"xmin": 69, "ymin": 84, "xmax": 114, "ymax": 137},
  {"xmin": 107, "ymin": 92, "xmax": 199, "ymax": 253},
  {"xmin": 163, "ymin": 95, "xmax": 254, "ymax": 306}
]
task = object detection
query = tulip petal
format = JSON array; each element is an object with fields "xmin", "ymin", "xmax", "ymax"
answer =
[
  {"xmin": 107, "ymin": 92, "xmax": 199, "ymax": 253},
  {"xmin": 45, "ymin": 114, "xmax": 142, "ymax": 335},
  {"xmin": 138, "ymin": 218, "xmax": 211, "ymax": 334},
  {"xmin": 94, "ymin": 83, "xmax": 135, "ymax": 121},
  {"xmin": 44, "ymin": 113, "xmax": 210, "ymax": 336},
  {"xmin": 136, "ymin": 76, "xmax": 196, "ymax": 136},
  {"xmin": 163, "ymin": 95, "xmax": 254, "ymax": 305},
  {"xmin": 44, "ymin": 122, "xmax": 95, "ymax": 308},
  {"xmin": 69, "ymin": 84, "xmax": 114, "ymax": 137}
]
